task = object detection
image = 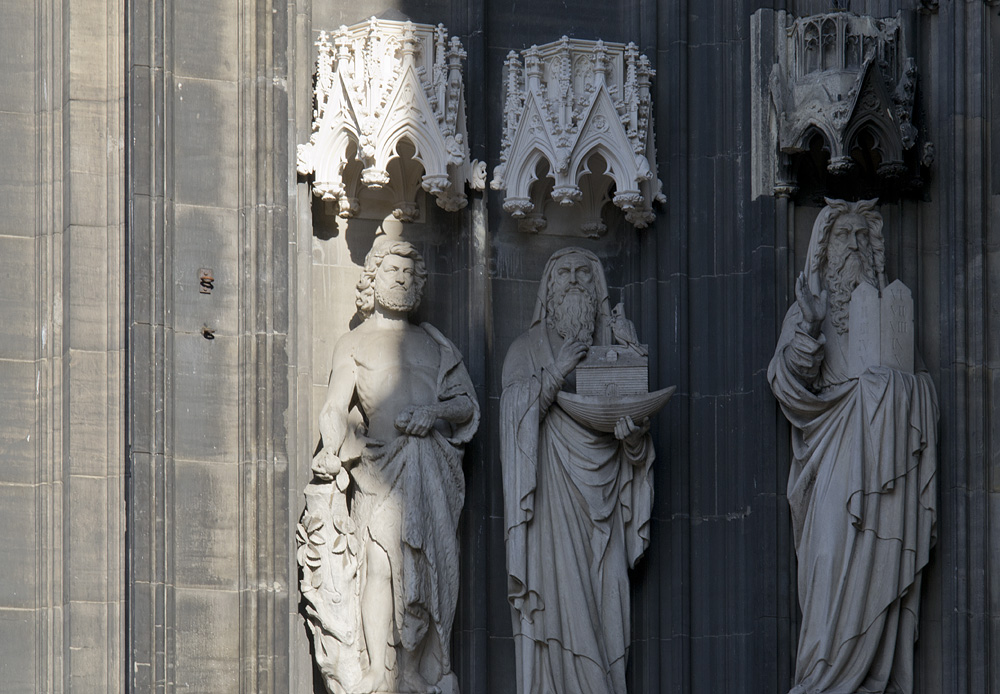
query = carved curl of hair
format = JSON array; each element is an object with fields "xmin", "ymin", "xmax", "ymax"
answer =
[
  {"xmin": 808, "ymin": 197, "xmax": 886, "ymax": 284},
  {"xmin": 355, "ymin": 240, "xmax": 428, "ymax": 318}
]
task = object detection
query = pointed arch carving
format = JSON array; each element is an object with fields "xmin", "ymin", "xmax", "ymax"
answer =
[
  {"xmin": 297, "ymin": 17, "xmax": 484, "ymax": 222},
  {"xmin": 752, "ymin": 10, "xmax": 925, "ymax": 198},
  {"xmin": 491, "ymin": 37, "xmax": 664, "ymax": 235}
]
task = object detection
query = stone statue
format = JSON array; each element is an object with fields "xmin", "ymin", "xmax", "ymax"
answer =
[
  {"xmin": 768, "ymin": 199, "xmax": 938, "ymax": 694},
  {"xmin": 297, "ymin": 238, "xmax": 480, "ymax": 694},
  {"xmin": 499, "ymin": 247, "xmax": 661, "ymax": 694}
]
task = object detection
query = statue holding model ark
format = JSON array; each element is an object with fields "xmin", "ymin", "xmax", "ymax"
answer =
[
  {"xmin": 769, "ymin": 199, "xmax": 938, "ymax": 694},
  {"xmin": 297, "ymin": 238, "xmax": 479, "ymax": 694},
  {"xmin": 500, "ymin": 247, "xmax": 673, "ymax": 694}
]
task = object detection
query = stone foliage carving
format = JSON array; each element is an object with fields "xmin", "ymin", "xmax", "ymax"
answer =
[
  {"xmin": 768, "ymin": 199, "xmax": 938, "ymax": 694},
  {"xmin": 753, "ymin": 11, "xmax": 921, "ymax": 197},
  {"xmin": 299, "ymin": 238, "xmax": 480, "ymax": 694},
  {"xmin": 297, "ymin": 18, "xmax": 483, "ymax": 221},
  {"xmin": 499, "ymin": 248, "xmax": 673, "ymax": 694},
  {"xmin": 491, "ymin": 38, "xmax": 664, "ymax": 235}
]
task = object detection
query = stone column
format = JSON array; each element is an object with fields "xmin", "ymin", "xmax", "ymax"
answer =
[{"xmin": 0, "ymin": 0, "xmax": 126, "ymax": 692}]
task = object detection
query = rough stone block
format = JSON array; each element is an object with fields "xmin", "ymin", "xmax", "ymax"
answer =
[
  {"xmin": 0, "ymin": 235, "xmax": 35, "ymax": 360},
  {"xmin": 171, "ymin": 77, "xmax": 239, "ymax": 208},
  {"xmin": 68, "ymin": 170, "xmax": 109, "ymax": 228},
  {"xmin": 67, "ymin": 349, "xmax": 110, "ymax": 476},
  {"xmin": 173, "ymin": 0, "xmax": 239, "ymax": 82},
  {"xmin": 0, "ymin": 608, "xmax": 36, "ymax": 692},
  {"xmin": 67, "ymin": 600, "xmax": 110, "ymax": 692},
  {"xmin": 0, "ymin": 483, "xmax": 36, "ymax": 609},
  {"xmin": 67, "ymin": 0, "xmax": 110, "ymax": 101},
  {"xmin": 68, "ymin": 99, "xmax": 110, "ymax": 175},
  {"xmin": 0, "ymin": 0, "xmax": 36, "ymax": 115},
  {"xmin": 67, "ymin": 474, "xmax": 110, "ymax": 603},
  {"xmin": 0, "ymin": 358, "xmax": 37, "ymax": 485},
  {"xmin": 67, "ymin": 226, "xmax": 112, "ymax": 351},
  {"xmin": 173, "ymin": 587, "xmax": 240, "ymax": 693},
  {"xmin": 171, "ymin": 204, "xmax": 239, "ymax": 337},
  {"xmin": 0, "ymin": 112, "xmax": 37, "ymax": 237},
  {"xmin": 173, "ymin": 459, "xmax": 240, "ymax": 590},
  {"xmin": 171, "ymin": 331, "xmax": 239, "ymax": 464}
]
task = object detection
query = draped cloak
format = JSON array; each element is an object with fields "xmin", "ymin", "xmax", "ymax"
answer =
[
  {"xmin": 768, "ymin": 304, "xmax": 937, "ymax": 694},
  {"xmin": 500, "ymin": 248, "xmax": 654, "ymax": 694},
  {"xmin": 348, "ymin": 323, "xmax": 479, "ymax": 684}
]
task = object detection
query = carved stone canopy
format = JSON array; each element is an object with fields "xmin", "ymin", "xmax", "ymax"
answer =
[
  {"xmin": 754, "ymin": 11, "xmax": 923, "ymax": 198},
  {"xmin": 297, "ymin": 17, "xmax": 485, "ymax": 222},
  {"xmin": 491, "ymin": 37, "xmax": 664, "ymax": 236}
]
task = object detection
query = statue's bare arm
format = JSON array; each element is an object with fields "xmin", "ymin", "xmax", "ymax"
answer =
[{"xmin": 318, "ymin": 333, "xmax": 359, "ymax": 463}]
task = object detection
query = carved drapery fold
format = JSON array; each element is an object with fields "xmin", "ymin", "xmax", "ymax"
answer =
[
  {"xmin": 297, "ymin": 17, "xmax": 484, "ymax": 222},
  {"xmin": 491, "ymin": 37, "xmax": 664, "ymax": 235}
]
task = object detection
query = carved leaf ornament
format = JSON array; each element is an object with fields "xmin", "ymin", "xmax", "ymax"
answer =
[
  {"xmin": 492, "ymin": 37, "xmax": 664, "ymax": 233},
  {"xmin": 297, "ymin": 17, "xmax": 483, "ymax": 221}
]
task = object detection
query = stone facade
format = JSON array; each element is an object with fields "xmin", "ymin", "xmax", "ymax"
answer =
[{"xmin": 0, "ymin": 1, "xmax": 997, "ymax": 693}]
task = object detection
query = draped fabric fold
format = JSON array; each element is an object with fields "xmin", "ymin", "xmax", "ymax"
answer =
[{"xmin": 768, "ymin": 306, "xmax": 937, "ymax": 694}]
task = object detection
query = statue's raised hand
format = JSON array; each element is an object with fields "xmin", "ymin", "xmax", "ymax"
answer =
[
  {"xmin": 795, "ymin": 272, "xmax": 827, "ymax": 338},
  {"xmin": 554, "ymin": 338, "xmax": 589, "ymax": 378}
]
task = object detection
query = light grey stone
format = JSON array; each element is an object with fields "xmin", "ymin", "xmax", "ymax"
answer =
[
  {"xmin": 299, "ymin": 238, "xmax": 480, "ymax": 694},
  {"xmin": 0, "ymin": 608, "xmax": 36, "ymax": 692},
  {"xmin": 66, "ymin": 348, "xmax": 111, "ymax": 477},
  {"xmin": 170, "ymin": 332, "xmax": 239, "ymax": 464},
  {"xmin": 499, "ymin": 248, "xmax": 668, "ymax": 694},
  {"xmin": 173, "ymin": 0, "xmax": 239, "ymax": 82},
  {"xmin": 0, "ymin": 358, "xmax": 38, "ymax": 485},
  {"xmin": 173, "ymin": 587, "xmax": 241, "ymax": 694},
  {"xmin": 170, "ymin": 77, "xmax": 239, "ymax": 208},
  {"xmin": 768, "ymin": 200, "xmax": 937, "ymax": 694},
  {"xmin": 0, "ymin": 483, "xmax": 37, "ymax": 610},
  {"xmin": 173, "ymin": 459, "xmax": 240, "ymax": 590},
  {"xmin": 0, "ymin": 236, "xmax": 37, "ymax": 361}
]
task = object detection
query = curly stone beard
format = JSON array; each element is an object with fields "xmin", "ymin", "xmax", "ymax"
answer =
[
  {"xmin": 546, "ymin": 285, "xmax": 598, "ymax": 345},
  {"xmin": 374, "ymin": 282, "xmax": 421, "ymax": 314},
  {"xmin": 825, "ymin": 246, "xmax": 877, "ymax": 335}
]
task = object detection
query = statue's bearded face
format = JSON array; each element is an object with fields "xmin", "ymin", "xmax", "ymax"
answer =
[
  {"xmin": 373, "ymin": 253, "xmax": 421, "ymax": 313},
  {"xmin": 825, "ymin": 213, "xmax": 877, "ymax": 333},
  {"xmin": 546, "ymin": 253, "xmax": 598, "ymax": 345}
]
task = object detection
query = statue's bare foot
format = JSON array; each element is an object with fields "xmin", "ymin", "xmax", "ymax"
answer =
[
  {"xmin": 351, "ymin": 668, "xmax": 390, "ymax": 694},
  {"xmin": 399, "ymin": 669, "xmax": 440, "ymax": 694}
]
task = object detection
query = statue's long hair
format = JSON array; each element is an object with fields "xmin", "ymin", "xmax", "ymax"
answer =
[
  {"xmin": 804, "ymin": 197, "xmax": 887, "ymax": 296},
  {"xmin": 355, "ymin": 238, "xmax": 428, "ymax": 318}
]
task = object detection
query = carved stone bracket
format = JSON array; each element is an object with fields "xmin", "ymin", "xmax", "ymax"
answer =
[
  {"xmin": 491, "ymin": 37, "xmax": 664, "ymax": 235},
  {"xmin": 752, "ymin": 11, "xmax": 924, "ymax": 198},
  {"xmin": 297, "ymin": 17, "xmax": 483, "ymax": 221}
]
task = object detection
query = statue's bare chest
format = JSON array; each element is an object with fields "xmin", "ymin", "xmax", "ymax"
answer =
[{"xmin": 353, "ymin": 328, "xmax": 440, "ymax": 409}]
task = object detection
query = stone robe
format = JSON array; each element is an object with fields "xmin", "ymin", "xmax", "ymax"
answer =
[
  {"xmin": 768, "ymin": 304, "xmax": 937, "ymax": 694},
  {"xmin": 500, "ymin": 322, "xmax": 654, "ymax": 694},
  {"xmin": 348, "ymin": 323, "xmax": 479, "ymax": 686}
]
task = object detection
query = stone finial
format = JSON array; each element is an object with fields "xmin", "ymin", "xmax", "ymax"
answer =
[
  {"xmin": 297, "ymin": 17, "xmax": 484, "ymax": 222},
  {"xmin": 491, "ymin": 38, "xmax": 664, "ymax": 236}
]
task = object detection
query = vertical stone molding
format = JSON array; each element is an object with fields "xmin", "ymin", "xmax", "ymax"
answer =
[
  {"xmin": 491, "ymin": 37, "xmax": 664, "ymax": 235},
  {"xmin": 296, "ymin": 17, "xmax": 483, "ymax": 222},
  {"xmin": 751, "ymin": 11, "xmax": 922, "ymax": 198}
]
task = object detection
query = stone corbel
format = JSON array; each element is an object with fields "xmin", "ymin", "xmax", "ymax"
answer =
[
  {"xmin": 297, "ymin": 17, "xmax": 484, "ymax": 222},
  {"xmin": 491, "ymin": 37, "xmax": 664, "ymax": 236},
  {"xmin": 751, "ymin": 10, "xmax": 924, "ymax": 199}
]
